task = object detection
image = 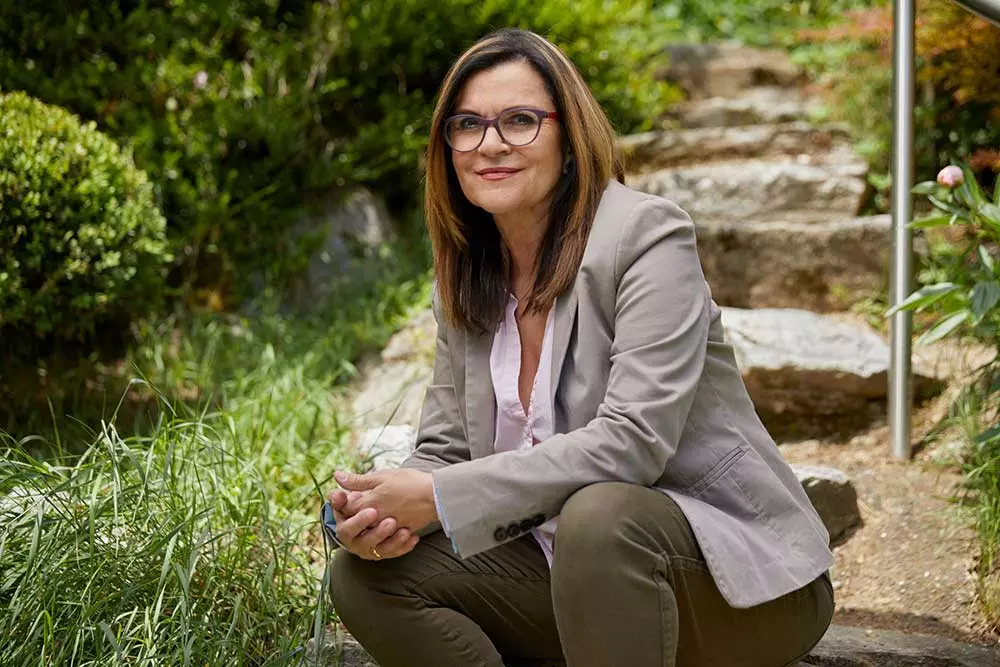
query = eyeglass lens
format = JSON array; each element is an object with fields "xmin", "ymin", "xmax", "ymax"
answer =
[{"xmin": 446, "ymin": 109, "xmax": 542, "ymax": 152}]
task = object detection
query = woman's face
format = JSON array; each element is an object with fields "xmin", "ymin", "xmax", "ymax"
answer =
[{"xmin": 449, "ymin": 60, "xmax": 563, "ymax": 223}]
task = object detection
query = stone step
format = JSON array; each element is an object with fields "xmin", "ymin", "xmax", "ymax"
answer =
[
  {"xmin": 349, "ymin": 304, "xmax": 945, "ymax": 451},
  {"xmin": 618, "ymin": 121, "xmax": 855, "ymax": 172},
  {"xmin": 696, "ymin": 215, "xmax": 892, "ymax": 312},
  {"xmin": 721, "ymin": 307, "xmax": 944, "ymax": 440},
  {"xmin": 790, "ymin": 464, "xmax": 861, "ymax": 548},
  {"xmin": 307, "ymin": 625, "xmax": 998, "ymax": 666},
  {"xmin": 660, "ymin": 42, "xmax": 804, "ymax": 100},
  {"xmin": 799, "ymin": 625, "xmax": 999, "ymax": 666},
  {"xmin": 627, "ymin": 158, "xmax": 869, "ymax": 224},
  {"xmin": 665, "ymin": 86, "xmax": 818, "ymax": 129}
]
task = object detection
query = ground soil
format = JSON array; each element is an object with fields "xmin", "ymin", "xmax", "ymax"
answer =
[{"xmin": 779, "ymin": 338, "xmax": 999, "ymax": 648}]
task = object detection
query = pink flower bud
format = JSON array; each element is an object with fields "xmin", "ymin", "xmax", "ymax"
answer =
[
  {"xmin": 193, "ymin": 71, "xmax": 208, "ymax": 90},
  {"xmin": 936, "ymin": 165, "xmax": 964, "ymax": 188}
]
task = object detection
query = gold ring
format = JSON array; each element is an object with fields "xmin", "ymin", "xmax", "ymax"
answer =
[{"xmin": 371, "ymin": 546, "xmax": 383, "ymax": 560}]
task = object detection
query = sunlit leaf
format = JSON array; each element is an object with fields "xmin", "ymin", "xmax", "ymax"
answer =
[
  {"xmin": 917, "ymin": 311, "xmax": 968, "ymax": 345},
  {"xmin": 886, "ymin": 282, "xmax": 960, "ymax": 315},
  {"xmin": 970, "ymin": 281, "xmax": 1000, "ymax": 318},
  {"xmin": 908, "ymin": 214, "xmax": 954, "ymax": 229},
  {"xmin": 979, "ymin": 245, "xmax": 996, "ymax": 273}
]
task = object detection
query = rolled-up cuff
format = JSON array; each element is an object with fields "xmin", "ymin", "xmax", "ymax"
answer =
[{"xmin": 433, "ymin": 480, "xmax": 460, "ymax": 554}]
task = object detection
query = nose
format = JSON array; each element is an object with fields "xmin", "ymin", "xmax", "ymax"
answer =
[{"xmin": 477, "ymin": 124, "xmax": 510, "ymax": 156}]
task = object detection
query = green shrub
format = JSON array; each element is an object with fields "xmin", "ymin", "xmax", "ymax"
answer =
[
  {"xmin": 651, "ymin": 0, "xmax": 883, "ymax": 44},
  {"xmin": 892, "ymin": 163, "xmax": 1000, "ymax": 628},
  {"xmin": 0, "ymin": 92, "xmax": 169, "ymax": 344},
  {"xmin": 791, "ymin": 4, "xmax": 1000, "ymax": 209},
  {"xmin": 0, "ymin": 1, "xmax": 677, "ymax": 305}
]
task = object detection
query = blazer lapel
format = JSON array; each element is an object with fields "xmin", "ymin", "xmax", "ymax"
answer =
[{"xmin": 464, "ymin": 327, "xmax": 496, "ymax": 459}]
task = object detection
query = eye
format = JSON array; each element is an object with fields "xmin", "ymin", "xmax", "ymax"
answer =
[
  {"xmin": 454, "ymin": 116, "xmax": 481, "ymax": 131},
  {"xmin": 505, "ymin": 112, "xmax": 536, "ymax": 126}
]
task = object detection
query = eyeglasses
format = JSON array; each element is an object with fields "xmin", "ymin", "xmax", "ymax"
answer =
[{"xmin": 443, "ymin": 107, "xmax": 559, "ymax": 153}]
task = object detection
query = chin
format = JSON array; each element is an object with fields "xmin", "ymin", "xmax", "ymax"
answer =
[{"xmin": 466, "ymin": 185, "xmax": 527, "ymax": 216}]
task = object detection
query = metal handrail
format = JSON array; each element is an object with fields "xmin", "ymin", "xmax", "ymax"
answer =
[
  {"xmin": 889, "ymin": 0, "xmax": 1000, "ymax": 460},
  {"xmin": 955, "ymin": 0, "xmax": 1000, "ymax": 23}
]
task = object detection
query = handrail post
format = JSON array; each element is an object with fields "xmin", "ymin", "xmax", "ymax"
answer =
[{"xmin": 889, "ymin": 0, "xmax": 916, "ymax": 461}]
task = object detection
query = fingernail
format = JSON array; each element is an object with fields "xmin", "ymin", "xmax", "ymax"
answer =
[{"xmin": 334, "ymin": 471, "xmax": 346, "ymax": 483}]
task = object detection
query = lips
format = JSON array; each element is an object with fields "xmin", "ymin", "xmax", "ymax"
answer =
[{"xmin": 476, "ymin": 167, "xmax": 521, "ymax": 181}]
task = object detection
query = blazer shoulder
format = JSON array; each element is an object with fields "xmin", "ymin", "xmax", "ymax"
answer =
[{"xmin": 589, "ymin": 180, "xmax": 696, "ymax": 267}]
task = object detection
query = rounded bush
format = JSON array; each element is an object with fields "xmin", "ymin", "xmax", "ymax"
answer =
[{"xmin": 0, "ymin": 92, "xmax": 169, "ymax": 343}]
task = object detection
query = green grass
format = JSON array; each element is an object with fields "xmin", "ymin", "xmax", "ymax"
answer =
[
  {"xmin": 951, "ymin": 363, "xmax": 1000, "ymax": 630},
  {"xmin": 0, "ymin": 242, "xmax": 433, "ymax": 665}
]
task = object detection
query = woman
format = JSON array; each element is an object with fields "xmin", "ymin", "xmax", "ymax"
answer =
[{"xmin": 325, "ymin": 28, "xmax": 834, "ymax": 667}]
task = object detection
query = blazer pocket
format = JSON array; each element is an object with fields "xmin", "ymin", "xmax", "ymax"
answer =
[{"xmin": 687, "ymin": 445, "xmax": 747, "ymax": 498}]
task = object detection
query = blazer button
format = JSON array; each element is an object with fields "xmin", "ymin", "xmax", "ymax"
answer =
[
  {"xmin": 494, "ymin": 526, "xmax": 507, "ymax": 542},
  {"xmin": 519, "ymin": 518, "xmax": 534, "ymax": 533},
  {"xmin": 506, "ymin": 523, "xmax": 521, "ymax": 539},
  {"xmin": 532, "ymin": 513, "xmax": 546, "ymax": 527}
]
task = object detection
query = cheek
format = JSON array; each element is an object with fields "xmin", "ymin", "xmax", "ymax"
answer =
[{"xmin": 451, "ymin": 155, "xmax": 479, "ymax": 198}]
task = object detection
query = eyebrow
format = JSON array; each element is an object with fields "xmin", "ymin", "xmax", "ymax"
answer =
[{"xmin": 450, "ymin": 105, "xmax": 535, "ymax": 116}]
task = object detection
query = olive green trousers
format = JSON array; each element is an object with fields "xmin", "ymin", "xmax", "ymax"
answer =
[{"xmin": 329, "ymin": 482, "xmax": 834, "ymax": 667}]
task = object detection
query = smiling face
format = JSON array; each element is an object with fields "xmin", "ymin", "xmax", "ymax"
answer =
[{"xmin": 449, "ymin": 60, "xmax": 563, "ymax": 224}]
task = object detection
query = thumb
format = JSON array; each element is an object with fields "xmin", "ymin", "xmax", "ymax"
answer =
[{"xmin": 334, "ymin": 470, "xmax": 381, "ymax": 491}]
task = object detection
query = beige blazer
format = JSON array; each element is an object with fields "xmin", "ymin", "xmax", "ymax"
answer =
[{"xmin": 402, "ymin": 180, "xmax": 833, "ymax": 609}]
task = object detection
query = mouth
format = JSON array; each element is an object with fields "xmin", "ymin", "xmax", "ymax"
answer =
[{"xmin": 476, "ymin": 168, "xmax": 521, "ymax": 181}]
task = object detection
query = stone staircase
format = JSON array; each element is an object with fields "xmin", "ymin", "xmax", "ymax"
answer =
[{"xmin": 331, "ymin": 43, "xmax": 994, "ymax": 666}]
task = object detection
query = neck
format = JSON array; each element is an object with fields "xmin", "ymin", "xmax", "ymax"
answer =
[{"xmin": 495, "ymin": 207, "xmax": 549, "ymax": 297}]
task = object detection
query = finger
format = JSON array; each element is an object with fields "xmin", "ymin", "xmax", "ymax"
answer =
[
  {"xmin": 328, "ymin": 489, "xmax": 348, "ymax": 511},
  {"xmin": 356, "ymin": 517, "xmax": 398, "ymax": 553},
  {"xmin": 342, "ymin": 491, "xmax": 371, "ymax": 518},
  {"xmin": 375, "ymin": 527, "xmax": 414, "ymax": 558},
  {"xmin": 335, "ymin": 507, "xmax": 379, "ymax": 544},
  {"xmin": 334, "ymin": 470, "xmax": 381, "ymax": 492},
  {"xmin": 396, "ymin": 533, "xmax": 420, "ymax": 557}
]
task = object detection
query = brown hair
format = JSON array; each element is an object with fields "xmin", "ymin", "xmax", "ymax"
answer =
[{"xmin": 424, "ymin": 28, "xmax": 623, "ymax": 333}]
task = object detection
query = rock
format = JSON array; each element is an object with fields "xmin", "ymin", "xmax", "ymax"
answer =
[
  {"xmin": 666, "ymin": 86, "xmax": 816, "ymax": 129},
  {"xmin": 618, "ymin": 122, "xmax": 854, "ymax": 173},
  {"xmin": 283, "ymin": 188, "xmax": 395, "ymax": 313},
  {"xmin": 661, "ymin": 43, "xmax": 804, "ymax": 100},
  {"xmin": 349, "ymin": 308, "xmax": 437, "ymax": 429},
  {"xmin": 305, "ymin": 628, "xmax": 377, "ymax": 667},
  {"xmin": 790, "ymin": 464, "xmax": 861, "ymax": 547},
  {"xmin": 696, "ymin": 216, "xmax": 892, "ymax": 312},
  {"xmin": 801, "ymin": 625, "xmax": 999, "ymax": 666},
  {"xmin": 307, "ymin": 625, "xmax": 999, "ymax": 666},
  {"xmin": 721, "ymin": 308, "xmax": 944, "ymax": 440},
  {"xmin": 628, "ymin": 159, "xmax": 870, "ymax": 225},
  {"xmin": 357, "ymin": 425, "xmax": 417, "ymax": 471}
]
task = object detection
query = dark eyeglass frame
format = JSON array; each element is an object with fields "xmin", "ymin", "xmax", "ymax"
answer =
[{"xmin": 443, "ymin": 106, "xmax": 560, "ymax": 152}]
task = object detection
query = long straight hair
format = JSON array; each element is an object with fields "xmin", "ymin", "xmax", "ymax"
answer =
[{"xmin": 424, "ymin": 28, "xmax": 623, "ymax": 333}]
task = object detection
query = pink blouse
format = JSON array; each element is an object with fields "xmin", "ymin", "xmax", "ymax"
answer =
[{"xmin": 489, "ymin": 294, "xmax": 559, "ymax": 565}]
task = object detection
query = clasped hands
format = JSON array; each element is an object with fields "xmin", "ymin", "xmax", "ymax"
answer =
[{"xmin": 327, "ymin": 468, "xmax": 438, "ymax": 561}]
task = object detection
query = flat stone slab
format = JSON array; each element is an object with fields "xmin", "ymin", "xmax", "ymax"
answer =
[
  {"xmin": 628, "ymin": 159, "xmax": 869, "ymax": 225},
  {"xmin": 666, "ymin": 86, "xmax": 817, "ymax": 129},
  {"xmin": 799, "ymin": 625, "xmax": 999, "ymax": 666},
  {"xmin": 349, "ymin": 308, "xmax": 437, "ymax": 430},
  {"xmin": 307, "ymin": 626, "xmax": 998, "ymax": 666},
  {"xmin": 356, "ymin": 425, "xmax": 417, "ymax": 471},
  {"xmin": 790, "ymin": 464, "xmax": 861, "ymax": 547},
  {"xmin": 618, "ymin": 121, "xmax": 855, "ymax": 172},
  {"xmin": 696, "ymin": 216, "xmax": 892, "ymax": 312},
  {"xmin": 721, "ymin": 308, "xmax": 944, "ymax": 439},
  {"xmin": 661, "ymin": 42, "xmax": 804, "ymax": 99}
]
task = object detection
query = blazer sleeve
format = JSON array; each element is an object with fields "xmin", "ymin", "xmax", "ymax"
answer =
[{"xmin": 431, "ymin": 197, "xmax": 711, "ymax": 557}]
